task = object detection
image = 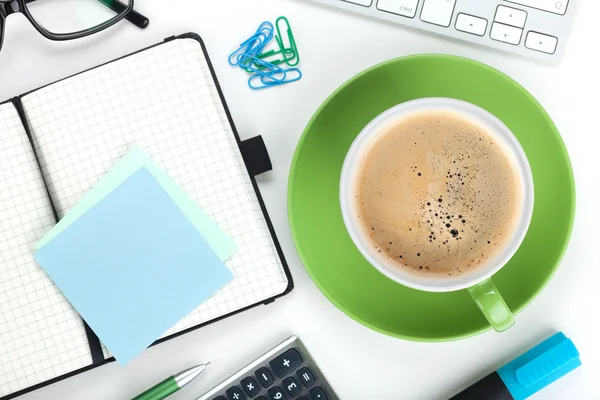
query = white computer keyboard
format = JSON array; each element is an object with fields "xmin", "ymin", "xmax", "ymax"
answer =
[{"xmin": 302, "ymin": 0, "xmax": 576, "ymax": 63}]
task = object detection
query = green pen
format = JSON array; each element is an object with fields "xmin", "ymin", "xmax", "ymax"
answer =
[{"xmin": 132, "ymin": 362, "xmax": 210, "ymax": 400}]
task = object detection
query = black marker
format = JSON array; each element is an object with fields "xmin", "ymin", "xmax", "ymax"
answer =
[{"xmin": 451, "ymin": 332, "xmax": 580, "ymax": 400}]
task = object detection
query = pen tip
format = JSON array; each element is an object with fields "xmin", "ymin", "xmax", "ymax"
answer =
[{"xmin": 205, "ymin": 361, "xmax": 211, "ymax": 366}]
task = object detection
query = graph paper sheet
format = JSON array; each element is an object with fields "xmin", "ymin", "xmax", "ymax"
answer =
[
  {"xmin": 21, "ymin": 38, "xmax": 289, "ymax": 357},
  {"xmin": 0, "ymin": 103, "xmax": 92, "ymax": 397}
]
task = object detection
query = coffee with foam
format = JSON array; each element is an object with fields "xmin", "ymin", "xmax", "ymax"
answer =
[{"xmin": 354, "ymin": 111, "xmax": 522, "ymax": 277}]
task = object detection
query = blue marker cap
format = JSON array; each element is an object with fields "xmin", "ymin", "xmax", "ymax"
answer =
[{"xmin": 497, "ymin": 332, "xmax": 581, "ymax": 399}]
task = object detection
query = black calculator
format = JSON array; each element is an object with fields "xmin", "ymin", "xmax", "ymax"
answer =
[{"xmin": 196, "ymin": 336, "xmax": 338, "ymax": 400}]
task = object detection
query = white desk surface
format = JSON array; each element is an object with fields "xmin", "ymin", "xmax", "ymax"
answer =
[{"xmin": 0, "ymin": 0, "xmax": 597, "ymax": 399}]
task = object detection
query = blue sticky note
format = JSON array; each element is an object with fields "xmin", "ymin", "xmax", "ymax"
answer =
[
  {"xmin": 34, "ymin": 167, "xmax": 233, "ymax": 364},
  {"xmin": 37, "ymin": 147, "xmax": 236, "ymax": 262}
]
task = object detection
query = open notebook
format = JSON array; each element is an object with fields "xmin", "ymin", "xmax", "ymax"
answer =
[{"xmin": 0, "ymin": 34, "xmax": 292, "ymax": 399}]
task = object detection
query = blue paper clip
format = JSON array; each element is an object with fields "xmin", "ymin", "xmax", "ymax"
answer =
[
  {"xmin": 261, "ymin": 70, "xmax": 287, "ymax": 83},
  {"xmin": 248, "ymin": 68, "xmax": 302, "ymax": 90},
  {"xmin": 228, "ymin": 21, "xmax": 274, "ymax": 66},
  {"xmin": 238, "ymin": 54, "xmax": 283, "ymax": 76},
  {"xmin": 261, "ymin": 67, "xmax": 301, "ymax": 85},
  {"xmin": 229, "ymin": 33, "xmax": 271, "ymax": 66},
  {"xmin": 247, "ymin": 22, "xmax": 274, "ymax": 52},
  {"xmin": 256, "ymin": 21, "xmax": 274, "ymax": 37}
]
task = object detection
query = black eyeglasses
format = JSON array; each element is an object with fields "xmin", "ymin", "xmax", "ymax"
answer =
[{"xmin": 0, "ymin": 0, "xmax": 149, "ymax": 51}]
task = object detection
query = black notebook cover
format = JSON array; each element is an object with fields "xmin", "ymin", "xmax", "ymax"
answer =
[{"xmin": 0, "ymin": 33, "xmax": 293, "ymax": 400}]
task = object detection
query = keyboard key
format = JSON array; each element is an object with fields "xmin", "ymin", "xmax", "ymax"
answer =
[
  {"xmin": 342, "ymin": 0, "xmax": 372, "ymax": 6},
  {"xmin": 226, "ymin": 386, "xmax": 246, "ymax": 400},
  {"xmin": 506, "ymin": 0, "xmax": 568, "ymax": 15},
  {"xmin": 268, "ymin": 386, "xmax": 287, "ymax": 400},
  {"xmin": 490, "ymin": 22, "xmax": 523, "ymax": 45},
  {"xmin": 309, "ymin": 387, "xmax": 329, "ymax": 400},
  {"xmin": 525, "ymin": 31, "xmax": 558, "ymax": 54},
  {"xmin": 495, "ymin": 5, "xmax": 527, "ymax": 28},
  {"xmin": 376, "ymin": 0, "xmax": 419, "ymax": 18},
  {"xmin": 283, "ymin": 377, "xmax": 302, "ymax": 397},
  {"xmin": 256, "ymin": 367, "xmax": 274, "ymax": 388},
  {"xmin": 455, "ymin": 13, "xmax": 487, "ymax": 36},
  {"xmin": 420, "ymin": 0, "xmax": 456, "ymax": 27},
  {"xmin": 270, "ymin": 349, "xmax": 303, "ymax": 378},
  {"xmin": 297, "ymin": 367, "xmax": 316, "ymax": 388},
  {"xmin": 241, "ymin": 377, "xmax": 261, "ymax": 397}
]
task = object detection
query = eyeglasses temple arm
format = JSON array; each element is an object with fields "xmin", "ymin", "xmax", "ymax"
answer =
[{"xmin": 99, "ymin": 0, "xmax": 149, "ymax": 29}]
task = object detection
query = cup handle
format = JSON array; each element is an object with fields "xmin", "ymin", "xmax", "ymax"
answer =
[{"xmin": 467, "ymin": 278, "xmax": 514, "ymax": 332}]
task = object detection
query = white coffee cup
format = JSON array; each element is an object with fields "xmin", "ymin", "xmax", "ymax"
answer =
[{"xmin": 339, "ymin": 98, "xmax": 534, "ymax": 332}]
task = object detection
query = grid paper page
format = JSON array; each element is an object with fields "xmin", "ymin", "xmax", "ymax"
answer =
[
  {"xmin": 0, "ymin": 103, "xmax": 92, "ymax": 397},
  {"xmin": 22, "ymin": 38, "xmax": 289, "ymax": 353}
]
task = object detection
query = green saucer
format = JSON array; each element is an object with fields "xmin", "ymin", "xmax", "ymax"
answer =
[{"xmin": 288, "ymin": 55, "xmax": 575, "ymax": 341}]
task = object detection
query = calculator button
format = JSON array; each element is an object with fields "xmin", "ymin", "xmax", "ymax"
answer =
[
  {"xmin": 455, "ymin": 13, "xmax": 487, "ymax": 36},
  {"xmin": 420, "ymin": 0, "xmax": 457, "ymax": 27},
  {"xmin": 309, "ymin": 387, "xmax": 329, "ymax": 400},
  {"xmin": 226, "ymin": 386, "xmax": 246, "ymax": 400},
  {"xmin": 283, "ymin": 377, "xmax": 302, "ymax": 397},
  {"xmin": 256, "ymin": 367, "xmax": 274, "ymax": 388},
  {"xmin": 270, "ymin": 349, "xmax": 303, "ymax": 378},
  {"xmin": 297, "ymin": 368, "xmax": 316, "ymax": 388},
  {"xmin": 525, "ymin": 31, "xmax": 558, "ymax": 54},
  {"xmin": 495, "ymin": 5, "xmax": 527, "ymax": 28},
  {"xmin": 268, "ymin": 386, "xmax": 287, "ymax": 400},
  {"xmin": 214, "ymin": 397, "xmax": 227, "ymax": 400},
  {"xmin": 490, "ymin": 22, "xmax": 523, "ymax": 45},
  {"xmin": 256, "ymin": 397, "xmax": 267, "ymax": 400},
  {"xmin": 376, "ymin": 0, "xmax": 420, "ymax": 18},
  {"xmin": 298, "ymin": 397, "xmax": 308, "ymax": 400},
  {"xmin": 241, "ymin": 377, "xmax": 261, "ymax": 397}
]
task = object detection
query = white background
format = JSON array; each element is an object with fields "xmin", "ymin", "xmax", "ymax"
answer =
[{"xmin": 0, "ymin": 0, "xmax": 598, "ymax": 399}]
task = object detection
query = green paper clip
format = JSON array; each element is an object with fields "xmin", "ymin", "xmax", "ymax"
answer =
[
  {"xmin": 275, "ymin": 16, "xmax": 299, "ymax": 67},
  {"xmin": 256, "ymin": 48, "xmax": 288, "ymax": 66},
  {"xmin": 244, "ymin": 49, "xmax": 287, "ymax": 73},
  {"xmin": 245, "ymin": 47, "xmax": 293, "ymax": 73}
]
